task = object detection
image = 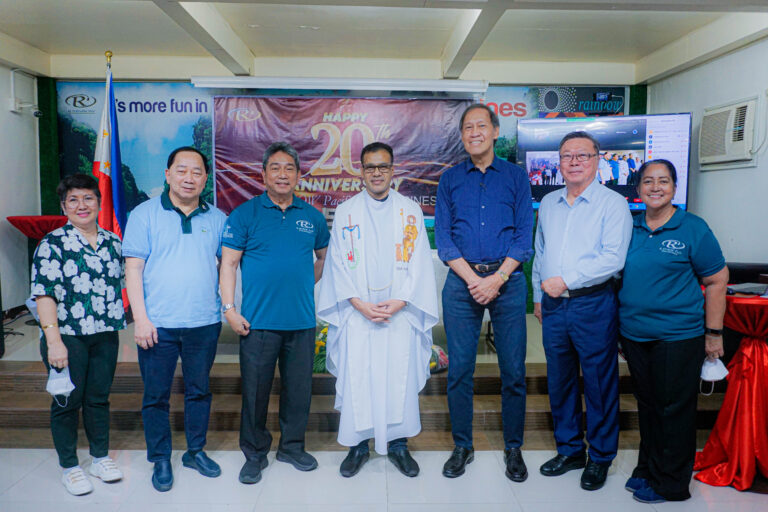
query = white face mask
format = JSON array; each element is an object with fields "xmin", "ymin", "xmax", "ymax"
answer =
[
  {"xmin": 700, "ymin": 358, "xmax": 729, "ymax": 396},
  {"xmin": 46, "ymin": 367, "xmax": 75, "ymax": 407}
]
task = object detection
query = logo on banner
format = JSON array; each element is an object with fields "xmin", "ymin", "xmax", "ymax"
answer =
[
  {"xmin": 63, "ymin": 93, "xmax": 98, "ymax": 114},
  {"xmin": 227, "ymin": 108, "xmax": 261, "ymax": 122},
  {"xmin": 66, "ymin": 94, "xmax": 97, "ymax": 108}
]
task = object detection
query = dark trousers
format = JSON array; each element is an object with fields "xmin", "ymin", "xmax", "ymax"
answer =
[
  {"xmin": 354, "ymin": 437, "xmax": 407, "ymax": 454},
  {"xmin": 239, "ymin": 328, "xmax": 315, "ymax": 460},
  {"xmin": 621, "ymin": 334, "xmax": 705, "ymax": 500},
  {"xmin": 443, "ymin": 270, "xmax": 527, "ymax": 450},
  {"xmin": 138, "ymin": 322, "xmax": 221, "ymax": 462},
  {"xmin": 41, "ymin": 331, "xmax": 119, "ymax": 469},
  {"xmin": 541, "ymin": 287, "xmax": 619, "ymax": 464}
]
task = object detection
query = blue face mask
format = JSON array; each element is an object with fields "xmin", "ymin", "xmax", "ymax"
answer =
[{"xmin": 46, "ymin": 367, "xmax": 75, "ymax": 407}]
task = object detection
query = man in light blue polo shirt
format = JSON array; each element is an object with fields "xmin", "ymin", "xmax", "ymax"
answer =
[
  {"xmin": 220, "ymin": 141, "xmax": 329, "ymax": 485},
  {"xmin": 124, "ymin": 146, "xmax": 227, "ymax": 492},
  {"xmin": 532, "ymin": 131, "xmax": 632, "ymax": 491}
]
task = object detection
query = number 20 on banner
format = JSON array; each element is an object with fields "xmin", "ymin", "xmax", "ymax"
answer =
[{"xmin": 310, "ymin": 122, "xmax": 376, "ymax": 177}]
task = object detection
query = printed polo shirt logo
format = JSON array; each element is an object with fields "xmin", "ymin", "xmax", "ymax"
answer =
[
  {"xmin": 296, "ymin": 220, "xmax": 314, "ymax": 234},
  {"xmin": 222, "ymin": 225, "xmax": 234, "ymax": 239},
  {"xmin": 660, "ymin": 239, "xmax": 686, "ymax": 255}
]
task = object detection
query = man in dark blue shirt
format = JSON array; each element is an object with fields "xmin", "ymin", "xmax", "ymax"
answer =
[{"xmin": 435, "ymin": 103, "xmax": 533, "ymax": 482}]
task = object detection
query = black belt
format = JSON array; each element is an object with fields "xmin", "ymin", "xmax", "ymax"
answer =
[
  {"xmin": 468, "ymin": 259, "xmax": 503, "ymax": 274},
  {"xmin": 562, "ymin": 279, "xmax": 614, "ymax": 298}
]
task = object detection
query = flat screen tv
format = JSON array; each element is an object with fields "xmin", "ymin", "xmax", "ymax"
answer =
[{"xmin": 516, "ymin": 113, "xmax": 691, "ymax": 210}]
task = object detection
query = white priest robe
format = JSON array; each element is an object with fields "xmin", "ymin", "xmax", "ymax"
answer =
[{"xmin": 317, "ymin": 190, "xmax": 438, "ymax": 455}]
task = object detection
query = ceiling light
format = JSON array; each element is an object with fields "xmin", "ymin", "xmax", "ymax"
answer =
[
  {"xmin": 191, "ymin": 76, "xmax": 488, "ymax": 94},
  {"xmin": 248, "ymin": 24, "xmax": 260, "ymax": 28},
  {"xmin": 298, "ymin": 25, "xmax": 320, "ymax": 30}
]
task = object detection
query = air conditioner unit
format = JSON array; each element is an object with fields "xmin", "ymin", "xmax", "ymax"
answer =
[{"xmin": 699, "ymin": 98, "xmax": 756, "ymax": 164}]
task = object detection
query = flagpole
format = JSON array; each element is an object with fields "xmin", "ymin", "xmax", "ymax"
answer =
[{"xmin": 105, "ymin": 50, "xmax": 112, "ymax": 69}]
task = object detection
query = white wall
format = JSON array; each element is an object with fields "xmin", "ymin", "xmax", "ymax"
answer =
[
  {"xmin": 649, "ymin": 37, "xmax": 768, "ymax": 263},
  {"xmin": 0, "ymin": 63, "xmax": 40, "ymax": 308}
]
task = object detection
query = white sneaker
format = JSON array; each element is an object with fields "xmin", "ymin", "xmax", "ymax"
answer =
[
  {"xmin": 89, "ymin": 457, "xmax": 123, "ymax": 482},
  {"xmin": 62, "ymin": 467, "xmax": 94, "ymax": 496}
]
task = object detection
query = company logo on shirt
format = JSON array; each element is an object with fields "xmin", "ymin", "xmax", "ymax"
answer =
[
  {"xmin": 296, "ymin": 220, "xmax": 314, "ymax": 234},
  {"xmin": 660, "ymin": 239, "xmax": 685, "ymax": 255},
  {"xmin": 222, "ymin": 225, "xmax": 234, "ymax": 239}
]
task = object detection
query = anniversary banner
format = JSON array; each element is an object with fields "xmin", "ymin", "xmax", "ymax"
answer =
[{"xmin": 214, "ymin": 97, "xmax": 471, "ymax": 215}]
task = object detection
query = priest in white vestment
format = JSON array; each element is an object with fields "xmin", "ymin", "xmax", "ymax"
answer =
[{"xmin": 317, "ymin": 142, "xmax": 438, "ymax": 478}]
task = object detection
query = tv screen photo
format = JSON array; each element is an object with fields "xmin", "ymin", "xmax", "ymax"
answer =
[{"xmin": 516, "ymin": 114, "xmax": 692, "ymax": 210}]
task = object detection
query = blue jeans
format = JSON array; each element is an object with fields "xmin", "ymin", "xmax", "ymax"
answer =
[
  {"xmin": 541, "ymin": 288, "xmax": 619, "ymax": 464},
  {"xmin": 443, "ymin": 269, "xmax": 527, "ymax": 450},
  {"xmin": 138, "ymin": 322, "xmax": 221, "ymax": 462}
]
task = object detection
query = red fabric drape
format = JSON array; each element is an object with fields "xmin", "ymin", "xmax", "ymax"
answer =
[
  {"xmin": 694, "ymin": 295, "xmax": 768, "ymax": 491},
  {"xmin": 7, "ymin": 215, "xmax": 67, "ymax": 241}
]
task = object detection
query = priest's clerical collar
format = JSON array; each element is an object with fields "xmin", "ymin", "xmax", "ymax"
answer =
[{"xmin": 366, "ymin": 190, "xmax": 391, "ymax": 202}]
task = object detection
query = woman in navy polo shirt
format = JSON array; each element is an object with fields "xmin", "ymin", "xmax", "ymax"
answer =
[{"xmin": 618, "ymin": 159, "xmax": 728, "ymax": 504}]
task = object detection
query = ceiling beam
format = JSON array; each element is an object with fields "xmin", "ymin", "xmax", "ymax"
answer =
[
  {"xmin": 171, "ymin": 0, "xmax": 768, "ymax": 12},
  {"xmin": 441, "ymin": 2, "xmax": 506, "ymax": 79},
  {"xmin": 0, "ymin": 30, "xmax": 51, "ymax": 77},
  {"xmin": 504, "ymin": 0, "xmax": 768, "ymax": 12},
  {"xmin": 152, "ymin": 1, "xmax": 253, "ymax": 75}
]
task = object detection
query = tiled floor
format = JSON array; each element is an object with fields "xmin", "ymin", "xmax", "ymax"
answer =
[
  {"xmin": 3, "ymin": 312, "xmax": 764, "ymax": 509},
  {"xmin": 0, "ymin": 448, "xmax": 764, "ymax": 511}
]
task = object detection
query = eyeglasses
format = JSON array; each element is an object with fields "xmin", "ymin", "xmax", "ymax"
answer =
[
  {"xmin": 559, "ymin": 152, "xmax": 596, "ymax": 162},
  {"xmin": 63, "ymin": 195, "xmax": 99, "ymax": 209},
  {"xmin": 362, "ymin": 164, "xmax": 393, "ymax": 175}
]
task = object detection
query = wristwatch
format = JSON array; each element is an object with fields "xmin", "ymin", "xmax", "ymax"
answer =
[
  {"xmin": 705, "ymin": 327, "xmax": 723, "ymax": 336},
  {"xmin": 496, "ymin": 270, "xmax": 509, "ymax": 282},
  {"xmin": 222, "ymin": 303, "xmax": 236, "ymax": 314}
]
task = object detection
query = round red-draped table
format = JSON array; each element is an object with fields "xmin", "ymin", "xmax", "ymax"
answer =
[
  {"xmin": 2, "ymin": 216, "xmax": 68, "ymax": 354},
  {"xmin": 694, "ymin": 294, "xmax": 768, "ymax": 491},
  {"xmin": 7, "ymin": 215, "xmax": 67, "ymax": 242}
]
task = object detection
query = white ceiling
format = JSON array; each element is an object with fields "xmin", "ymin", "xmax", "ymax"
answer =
[
  {"xmin": 215, "ymin": 4, "xmax": 462, "ymax": 58},
  {"xmin": 474, "ymin": 10, "xmax": 723, "ymax": 61},
  {"xmin": 0, "ymin": 0, "xmax": 767, "ymax": 81},
  {"xmin": 0, "ymin": 0, "xmax": 209, "ymax": 56}
]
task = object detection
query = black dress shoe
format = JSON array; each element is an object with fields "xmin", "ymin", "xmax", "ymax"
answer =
[
  {"xmin": 182, "ymin": 450, "xmax": 221, "ymax": 478},
  {"xmin": 239, "ymin": 456, "xmax": 269, "ymax": 484},
  {"xmin": 580, "ymin": 459, "xmax": 610, "ymax": 491},
  {"xmin": 388, "ymin": 448, "xmax": 419, "ymax": 477},
  {"xmin": 442, "ymin": 446, "xmax": 474, "ymax": 478},
  {"xmin": 539, "ymin": 453, "xmax": 587, "ymax": 476},
  {"xmin": 340, "ymin": 446, "xmax": 369, "ymax": 478},
  {"xmin": 152, "ymin": 460, "xmax": 173, "ymax": 492},
  {"xmin": 504, "ymin": 448, "xmax": 528, "ymax": 482},
  {"xmin": 276, "ymin": 449, "xmax": 318, "ymax": 471}
]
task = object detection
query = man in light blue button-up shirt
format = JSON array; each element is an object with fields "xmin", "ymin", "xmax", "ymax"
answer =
[{"xmin": 532, "ymin": 131, "xmax": 632, "ymax": 492}]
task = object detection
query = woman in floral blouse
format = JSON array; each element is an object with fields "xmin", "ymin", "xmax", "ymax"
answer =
[{"xmin": 31, "ymin": 174, "xmax": 126, "ymax": 496}]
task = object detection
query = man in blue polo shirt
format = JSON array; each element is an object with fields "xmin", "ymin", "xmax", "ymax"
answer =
[
  {"xmin": 124, "ymin": 146, "xmax": 227, "ymax": 492},
  {"xmin": 220, "ymin": 141, "xmax": 329, "ymax": 485},
  {"xmin": 435, "ymin": 103, "xmax": 533, "ymax": 482}
]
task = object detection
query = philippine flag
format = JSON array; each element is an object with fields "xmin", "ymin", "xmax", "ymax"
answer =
[{"xmin": 92, "ymin": 66, "xmax": 126, "ymax": 238}]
